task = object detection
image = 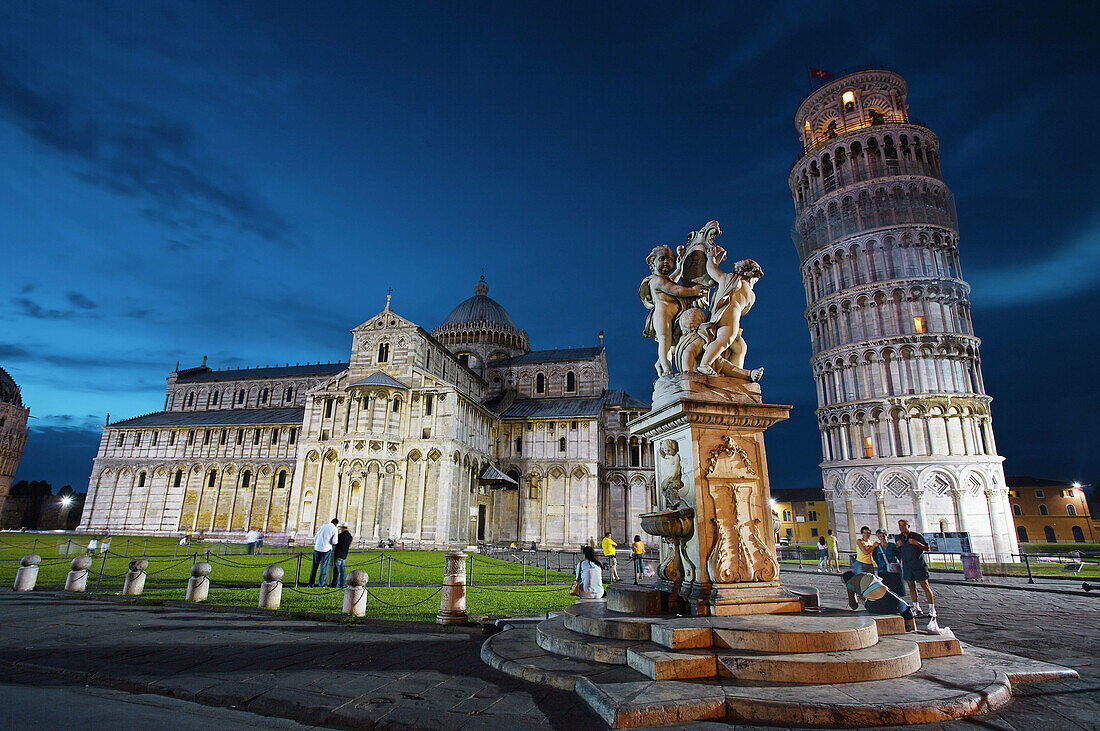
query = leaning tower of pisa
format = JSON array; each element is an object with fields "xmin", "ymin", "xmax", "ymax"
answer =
[{"xmin": 788, "ymin": 68, "xmax": 1018, "ymax": 562}]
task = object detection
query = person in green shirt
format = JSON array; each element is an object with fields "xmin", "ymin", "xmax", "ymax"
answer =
[{"xmin": 601, "ymin": 531, "xmax": 621, "ymax": 582}]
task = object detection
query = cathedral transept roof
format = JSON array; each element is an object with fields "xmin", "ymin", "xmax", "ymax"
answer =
[{"xmin": 110, "ymin": 407, "xmax": 305, "ymax": 428}]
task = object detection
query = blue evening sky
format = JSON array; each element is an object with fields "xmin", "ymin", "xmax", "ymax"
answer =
[{"xmin": 3, "ymin": 2, "xmax": 1098, "ymax": 494}]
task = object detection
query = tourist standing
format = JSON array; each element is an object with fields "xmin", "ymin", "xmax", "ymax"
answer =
[
  {"xmin": 825, "ymin": 529, "xmax": 840, "ymax": 572},
  {"xmin": 854, "ymin": 526, "xmax": 877, "ymax": 574},
  {"xmin": 575, "ymin": 545, "xmax": 605, "ymax": 599},
  {"xmin": 331, "ymin": 524, "xmax": 352, "ymax": 588},
  {"xmin": 631, "ymin": 535, "xmax": 645, "ymax": 584},
  {"xmin": 816, "ymin": 536, "xmax": 828, "ymax": 572},
  {"xmin": 245, "ymin": 528, "xmax": 261, "ymax": 555},
  {"xmin": 601, "ymin": 531, "xmax": 620, "ymax": 582},
  {"xmin": 307, "ymin": 518, "xmax": 339, "ymax": 587},
  {"xmin": 897, "ymin": 519, "xmax": 936, "ymax": 618}
]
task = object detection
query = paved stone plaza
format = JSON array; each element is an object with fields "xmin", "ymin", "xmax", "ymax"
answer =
[{"xmin": 0, "ymin": 572, "xmax": 1095, "ymax": 729}]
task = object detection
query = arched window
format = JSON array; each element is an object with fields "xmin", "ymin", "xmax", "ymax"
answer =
[
  {"xmin": 260, "ymin": 388, "xmax": 269, "ymax": 404},
  {"xmin": 187, "ymin": 392, "xmax": 195, "ymax": 407},
  {"xmin": 559, "ymin": 436, "xmax": 567, "ymax": 452},
  {"xmin": 207, "ymin": 470, "xmax": 217, "ymax": 487},
  {"xmin": 1067, "ymin": 504, "xmax": 1077, "ymax": 516},
  {"xmin": 514, "ymin": 437, "xmax": 522, "ymax": 454},
  {"xmin": 1072, "ymin": 525, "xmax": 1085, "ymax": 542},
  {"xmin": 211, "ymin": 391, "xmax": 219, "ymax": 405},
  {"xmin": 302, "ymin": 490, "xmax": 315, "ymax": 522},
  {"xmin": 241, "ymin": 470, "xmax": 251, "ymax": 490},
  {"xmin": 277, "ymin": 471, "xmax": 287, "ymax": 490},
  {"xmin": 324, "ymin": 400, "xmax": 333, "ymax": 418},
  {"xmin": 137, "ymin": 472, "xmax": 146, "ymax": 487},
  {"xmin": 536, "ymin": 373, "xmax": 545, "ymax": 393},
  {"xmin": 284, "ymin": 387, "xmax": 293, "ymax": 402},
  {"xmin": 392, "ymin": 397, "xmax": 401, "ymax": 413},
  {"xmin": 566, "ymin": 371, "xmax": 576, "ymax": 392},
  {"xmin": 1017, "ymin": 525, "xmax": 1028, "ymax": 543},
  {"xmin": 424, "ymin": 394, "xmax": 433, "ymax": 416},
  {"xmin": 1039, "ymin": 504, "xmax": 1048, "ymax": 516},
  {"xmin": 378, "ymin": 343, "xmax": 390, "ymax": 363},
  {"xmin": 1044, "ymin": 525, "xmax": 1056, "ymax": 543},
  {"xmin": 1012, "ymin": 504, "xmax": 1021, "ymax": 516},
  {"xmin": 236, "ymin": 389, "xmax": 245, "ymax": 404},
  {"xmin": 174, "ymin": 469, "xmax": 183, "ymax": 488}
]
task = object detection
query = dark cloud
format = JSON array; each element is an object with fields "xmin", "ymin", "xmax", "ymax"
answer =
[
  {"xmin": 66, "ymin": 292, "xmax": 98, "ymax": 310},
  {"xmin": 12, "ymin": 296, "xmax": 76, "ymax": 320},
  {"xmin": 0, "ymin": 344, "xmax": 31, "ymax": 359},
  {"xmin": 0, "ymin": 341, "xmax": 170, "ymax": 372},
  {"xmin": 0, "ymin": 68, "xmax": 293, "ymax": 246}
]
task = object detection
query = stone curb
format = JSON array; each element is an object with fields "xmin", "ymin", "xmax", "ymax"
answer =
[{"xmin": 780, "ymin": 567, "xmax": 1097, "ymax": 597}]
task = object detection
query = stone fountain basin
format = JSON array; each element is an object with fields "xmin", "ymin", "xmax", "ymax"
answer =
[{"xmin": 640, "ymin": 507, "xmax": 694, "ymax": 539}]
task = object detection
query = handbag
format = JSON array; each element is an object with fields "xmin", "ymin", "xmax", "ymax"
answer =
[{"xmin": 569, "ymin": 561, "xmax": 583, "ymax": 596}]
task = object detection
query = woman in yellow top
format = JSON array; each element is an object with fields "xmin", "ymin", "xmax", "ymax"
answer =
[
  {"xmin": 854, "ymin": 525, "xmax": 878, "ymax": 575},
  {"xmin": 631, "ymin": 535, "xmax": 645, "ymax": 584}
]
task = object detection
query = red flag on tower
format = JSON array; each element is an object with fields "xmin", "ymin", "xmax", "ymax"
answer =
[{"xmin": 809, "ymin": 68, "xmax": 831, "ymax": 79}]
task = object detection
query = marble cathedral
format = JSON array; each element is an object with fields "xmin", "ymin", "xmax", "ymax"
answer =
[{"xmin": 79, "ymin": 278, "xmax": 655, "ymax": 547}]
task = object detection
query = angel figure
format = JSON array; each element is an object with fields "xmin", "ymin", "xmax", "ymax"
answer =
[
  {"xmin": 698, "ymin": 245, "xmax": 763, "ymax": 376},
  {"xmin": 641, "ymin": 245, "xmax": 707, "ymax": 376},
  {"xmin": 659, "ymin": 439, "xmax": 685, "ymax": 508}
]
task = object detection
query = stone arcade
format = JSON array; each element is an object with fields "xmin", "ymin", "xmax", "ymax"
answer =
[
  {"xmin": 481, "ymin": 219, "xmax": 1076, "ymax": 728},
  {"xmin": 79, "ymin": 280, "xmax": 655, "ymax": 547}
]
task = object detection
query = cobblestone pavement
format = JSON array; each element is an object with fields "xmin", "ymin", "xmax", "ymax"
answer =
[{"xmin": 0, "ymin": 580, "xmax": 1096, "ymax": 730}]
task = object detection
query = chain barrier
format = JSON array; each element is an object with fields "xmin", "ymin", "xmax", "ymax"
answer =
[
  {"xmin": 284, "ymin": 585, "xmax": 344, "ymax": 596},
  {"xmin": 466, "ymin": 585, "xmax": 570, "ymax": 594},
  {"xmin": 144, "ymin": 558, "xmax": 195, "ymax": 577},
  {"xmin": 365, "ymin": 586, "xmax": 442, "ymax": 608}
]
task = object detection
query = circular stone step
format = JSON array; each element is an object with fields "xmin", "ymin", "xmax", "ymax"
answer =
[
  {"xmin": 535, "ymin": 616, "xmax": 643, "ymax": 664},
  {"xmin": 709, "ymin": 613, "xmax": 879, "ymax": 653},
  {"xmin": 562, "ymin": 602, "xmax": 661, "ymax": 641},
  {"xmin": 718, "ymin": 635, "xmax": 922, "ymax": 683}
]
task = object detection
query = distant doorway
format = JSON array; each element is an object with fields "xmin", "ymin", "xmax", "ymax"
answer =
[
  {"xmin": 1073, "ymin": 526, "xmax": 1085, "ymax": 543},
  {"xmin": 1044, "ymin": 525, "xmax": 1056, "ymax": 543},
  {"xmin": 1017, "ymin": 525, "xmax": 1028, "ymax": 543},
  {"xmin": 477, "ymin": 504, "xmax": 487, "ymax": 542}
]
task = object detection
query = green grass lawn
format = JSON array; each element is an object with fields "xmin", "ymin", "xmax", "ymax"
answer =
[
  {"xmin": 0, "ymin": 532, "xmax": 574, "ymax": 591},
  {"xmin": 134, "ymin": 584, "xmax": 575, "ymax": 622}
]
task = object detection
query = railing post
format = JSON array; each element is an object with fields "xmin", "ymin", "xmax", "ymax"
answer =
[
  {"xmin": 468, "ymin": 553, "xmax": 473, "ymax": 586},
  {"xmin": 1023, "ymin": 553, "xmax": 1034, "ymax": 584},
  {"xmin": 437, "ymin": 550, "xmax": 467, "ymax": 625},
  {"xmin": 544, "ymin": 554, "xmax": 548, "ymax": 585},
  {"xmin": 387, "ymin": 555, "xmax": 392, "ymax": 587},
  {"xmin": 98, "ymin": 550, "xmax": 108, "ymax": 586}
]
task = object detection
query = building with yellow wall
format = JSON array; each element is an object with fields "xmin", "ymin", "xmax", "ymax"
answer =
[
  {"xmin": 772, "ymin": 488, "xmax": 829, "ymax": 545},
  {"xmin": 1006, "ymin": 476, "xmax": 1095, "ymax": 545}
]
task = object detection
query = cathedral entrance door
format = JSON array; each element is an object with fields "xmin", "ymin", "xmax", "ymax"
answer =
[{"xmin": 477, "ymin": 504, "xmax": 487, "ymax": 542}]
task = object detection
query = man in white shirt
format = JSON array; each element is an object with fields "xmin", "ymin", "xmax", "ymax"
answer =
[
  {"xmin": 245, "ymin": 529, "xmax": 261, "ymax": 555},
  {"xmin": 307, "ymin": 519, "xmax": 339, "ymax": 587}
]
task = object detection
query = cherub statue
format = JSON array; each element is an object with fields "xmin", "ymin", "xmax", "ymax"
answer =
[
  {"xmin": 674, "ymin": 307, "xmax": 710, "ymax": 373},
  {"xmin": 641, "ymin": 245, "xmax": 707, "ymax": 376},
  {"xmin": 658, "ymin": 439, "xmax": 685, "ymax": 508},
  {"xmin": 698, "ymin": 244, "xmax": 763, "ymax": 376}
]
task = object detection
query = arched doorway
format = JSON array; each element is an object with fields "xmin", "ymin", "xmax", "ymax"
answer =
[
  {"xmin": 1072, "ymin": 525, "xmax": 1085, "ymax": 543},
  {"xmin": 1016, "ymin": 525, "xmax": 1028, "ymax": 543},
  {"xmin": 1043, "ymin": 525, "xmax": 1056, "ymax": 543}
]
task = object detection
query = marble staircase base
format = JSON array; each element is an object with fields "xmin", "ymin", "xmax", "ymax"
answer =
[{"xmin": 482, "ymin": 600, "xmax": 1076, "ymax": 728}]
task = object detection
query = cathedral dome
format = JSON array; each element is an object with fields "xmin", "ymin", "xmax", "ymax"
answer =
[
  {"xmin": 440, "ymin": 277, "xmax": 521, "ymax": 331},
  {"xmin": 0, "ymin": 367, "xmax": 21, "ymax": 406},
  {"xmin": 431, "ymin": 277, "xmax": 529, "ymax": 370}
]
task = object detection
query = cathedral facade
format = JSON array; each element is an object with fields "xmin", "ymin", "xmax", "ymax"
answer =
[
  {"xmin": 79, "ymin": 278, "xmax": 655, "ymax": 548},
  {"xmin": 789, "ymin": 69, "xmax": 1018, "ymax": 561},
  {"xmin": 0, "ymin": 367, "xmax": 30, "ymax": 514}
]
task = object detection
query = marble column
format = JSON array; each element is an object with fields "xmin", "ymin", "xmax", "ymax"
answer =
[
  {"xmin": 844, "ymin": 493, "xmax": 857, "ymax": 552},
  {"xmin": 984, "ymin": 488, "xmax": 1008, "ymax": 562},
  {"xmin": 874, "ymin": 490, "xmax": 888, "ymax": 532},
  {"xmin": 912, "ymin": 489, "xmax": 930, "ymax": 534}
]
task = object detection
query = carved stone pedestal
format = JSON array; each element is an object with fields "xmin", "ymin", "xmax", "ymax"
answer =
[{"xmin": 633, "ymin": 374, "xmax": 801, "ymax": 617}]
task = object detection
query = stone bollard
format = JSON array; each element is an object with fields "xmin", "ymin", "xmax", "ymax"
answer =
[
  {"xmin": 437, "ymin": 550, "xmax": 468, "ymax": 625},
  {"xmin": 65, "ymin": 556, "xmax": 93, "ymax": 592},
  {"xmin": 342, "ymin": 570, "xmax": 368, "ymax": 617},
  {"xmin": 123, "ymin": 559, "xmax": 148, "ymax": 596},
  {"xmin": 13, "ymin": 554, "xmax": 41, "ymax": 592},
  {"xmin": 186, "ymin": 562, "xmax": 211, "ymax": 602},
  {"xmin": 258, "ymin": 565, "xmax": 283, "ymax": 610}
]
